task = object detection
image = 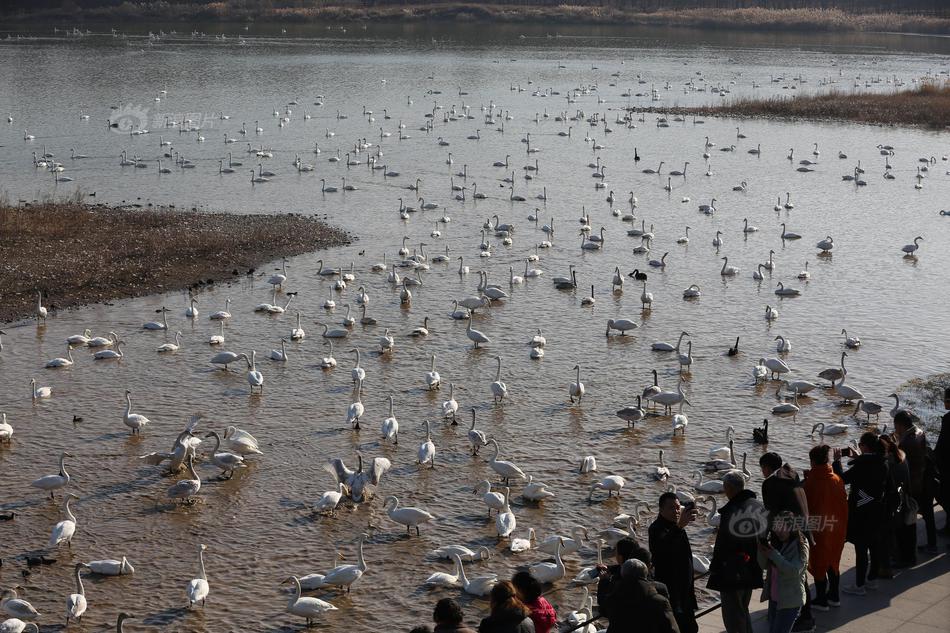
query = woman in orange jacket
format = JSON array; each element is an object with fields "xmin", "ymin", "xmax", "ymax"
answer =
[{"xmin": 803, "ymin": 444, "xmax": 849, "ymax": 610}]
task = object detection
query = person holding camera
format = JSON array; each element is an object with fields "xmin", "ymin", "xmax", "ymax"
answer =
[
  {"xmin": 832, "ymin": 433, "xmax": 888, "ymax": 595},
  {"xmin": 757, "ymin": 511, "xmax": 809, "ymax": 633},
  {"xmin": 649, "ymin": 492, "xmax": 700, "ymax": 633}
]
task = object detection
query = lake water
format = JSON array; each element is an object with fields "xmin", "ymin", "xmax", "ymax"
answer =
[{"xmin": 0, "ymin": 23, "xmax": 948, "ymax": 632}]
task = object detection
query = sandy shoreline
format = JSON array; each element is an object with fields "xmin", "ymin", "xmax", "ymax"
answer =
[{"xmin": 0, "ymin": 202, "xmax": 351, "ymax": 324}]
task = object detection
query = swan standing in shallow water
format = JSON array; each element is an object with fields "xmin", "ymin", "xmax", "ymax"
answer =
[
  {"xmin": 490, "ymin": 356, "xmax": 508, "ymax": 402},
  {"xmin": 589, "ymin": 475, "xmax": 625, "ymax": 500},
  {"xmin": 31, "ymin": 451, "xmax": 71, "ymax": 498},
  {"xmin": 1, "ymin": 589, "xmax": 40, "ymax": 621},
  {"xmin": 494, "ymin": 487, "xmax": 516, "ymax": 538},
  {"xmin": 66, "ymin": 563, "xmax": 91, "ymax": 624},
  {"xmin": 417, "ymin": 420, "xmax": 436, "ymax": 469},
  {"xmin": 322, "ymin": 534, "xmax": 368, "ymax": 592},
  {"xmin": 487, "ymin": 438, "xmax": 525, "ymax": 483},
  {"xmin": 48, "ymin": 492, "xmax": 79, "ymax": 548},
  {"xmin": 204, "ymin": 431, "xmax": 246, "ymax": 479},
  {"xmin": 384, "ymin": 495, "xmax": 434, "ymax": 535},
  {"xmin": 166, "ymin": 453, "xmax": 201, "ymax": 504},
  {"xmin": 186, "ymin": 544, "xmax": 210, "ymax": 608},
  {"xmin": 282, "ymin": 575, "xmax": 337, "ymax": 625},
  {"xmin": 529, "ymin": 537, "xmax": 566, "ymax": 583},
  {"xmin": 247, "ymin": 350, "xmax": 264, "ymax": 393},
  {"xmin": 425, "ymin": 354, "xmax": 441, "ymax": 390},
  {"xmin": 570, "ymin": 364, "xmax": 586, "ymax": 402}
]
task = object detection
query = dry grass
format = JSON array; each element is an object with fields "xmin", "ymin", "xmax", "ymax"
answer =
[
  {"xmin": 645, "ymin": 82, "xmax": 950, "ymax": 129},
  {"xmin": 0, "ymin": 201, "xmax": 349, "ymax": 322},
  {"xmin": 6, "ymin": 4, "xmax": 950, "ymax": 34}
]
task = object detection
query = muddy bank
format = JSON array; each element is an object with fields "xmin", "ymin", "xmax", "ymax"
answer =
[
  {"xmin": 0, "ymin": 201, "xmax": 351, "ymax": 323},
  {"xmin": 4, "ymin": 4, "xmax": 950, "ymax": 35},
  {"xmin": 634, "ymin": 82, "xmax": 950, "ymax": 130}
]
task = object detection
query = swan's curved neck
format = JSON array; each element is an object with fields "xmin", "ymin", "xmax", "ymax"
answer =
[
  {"xmin": 64, "ymin": 495, "xmax": 76, "ymax": 523},
  {"xmin": 357, "ymin": 536, "xmax": 367, "ymax": 571},
  {"xmin": 60, "ymin": 453, "xmax": 69, "ymax": 477}
]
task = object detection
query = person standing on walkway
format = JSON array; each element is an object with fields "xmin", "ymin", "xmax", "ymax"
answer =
[
  {"xmin": 935, "ymin": 387, "xmax": 950, "ymax": 537},
  {"xmin": 802, "ymin": 445, "xmax": 847, "ymax": 611},
  {"xmin": 833, "ymin": 433, "xmax": 887, "ymax": 595},
  {"xmin": 878, "ymin": 434, "xmax": 909, "ymax": 573},
  {"xmin": 649, "ymin": 492, "xmax": 699, "ymax": 633},
  {"xmin": 511, "ymin": 571, "xmax": 556, "ymax": 633},
  {"xmin": 758, "ymin": 452, "xmax": 813, "ymax": 633},
  {"xmin": 757, "ymin": 511, "xmax": 809, "ymax": 633},
  {"xmin": 894, "ymin": 410, "xmax": 937, "ymax": 556},
  {"xmin": 707, "ymin": 472, "xmax": 764, "ymax": 633}
]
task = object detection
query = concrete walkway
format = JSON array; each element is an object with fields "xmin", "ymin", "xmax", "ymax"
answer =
[{"xmin": 697, "ymin": 509, "xmax": 950, "ymax": 633}]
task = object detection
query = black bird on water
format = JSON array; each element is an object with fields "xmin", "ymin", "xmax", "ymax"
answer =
[
  {"xmin": 628, "ymin": 269, "xmax": 648, "ymax": 282},
  {"xmin": 753, "ymin": 419, "xmax": 769, "ymax": 444},
  {"xmin": 728, "ymin": 337, "xmax": 740, "ymax": 356}
]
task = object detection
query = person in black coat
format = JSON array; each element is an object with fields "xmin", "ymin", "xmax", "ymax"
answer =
[
  {"xmin": 649, "ymin": 492, "xmax": 699, "ymax": 633},
  {"xmin": 707, "ymin": 472, "xmax": 765, "ymax": 633},
  {"xmin": 832, "ymin": 432, "xmax": 887, "ymax": 595},
  {"xmin": 938, "ymin": 387, "xmax": 950, "ymax": 535},
  {"xmin": 603, "ymin": 559, "xmax": 680, "ymax": 633}
]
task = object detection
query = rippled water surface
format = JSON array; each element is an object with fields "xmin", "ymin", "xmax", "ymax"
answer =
[{"xmin": 1, "ymin": 24, "xmax": 949, "ymax": 632}]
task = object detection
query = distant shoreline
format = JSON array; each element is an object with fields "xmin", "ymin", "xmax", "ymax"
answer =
[
  {"xmin": 3, "ymin": 5, "xmax": 950, "ymax": 36},
  {"xmin": 0, "ymin": 200, "xmax": 351, "ymax": 324},
  {"xmin": 636, "ymin": 82, "xmax": 950, "ymax": 130}
]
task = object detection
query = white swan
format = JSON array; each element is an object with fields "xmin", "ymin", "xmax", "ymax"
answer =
[
  {"xmin": 834, "ymin": 369, "xmax": 865, "ymax": 403},
  {"xmin": 314, "ymin": 483, "xmax": 346, "ymax": 516},
  {"xmin": 224, "ymin": 425, "xmax": 262, "ymax": 455},
  {"xmin": 653, "ymin": 330, "xmax": 689, "ymax": 352},
  {"xmin": 48, "ymin": 492, "xmax": 79, "ymax": 548},
  {"xmin": 709, "ymin": 427, "xmax": 735, "ymax": 459},
  {"xmin": 495, "ymin": 487, "xmax": 517, "ymax": 538},
  {"xmin": 694, "ymin": 471, "xmax": 725, "ymax": 493},
  {"xmin": 247, "ymin": 350, "xmax": 264, "ymax": 393},
  {"xmin": 720, "ymin": 257, "xmax": 739, "ymax": 276},
  {"xmin": 282, "ymin": 576, "xmax": 337, "ymax": 625},
  {"xmin": 142, "ymin": 307, "xmax": 169, "ymax": 330},
  {"xmin": 430, "ymin": 545, "xmax": 491, "ymax": 562},
  {"xmin": 345, "ymin": 378, "xmax": 365, "ymax": 429},
  {"xmin": 529, "ymin": 537, "xmax": 566, "ymax": 583},
  {"xmin": 156, "ymin": 330, "xmax": 183, "ymax": 352},
  {"xmin": 0, "ymin": 413, "xmax": 12, "ymax": 444},
  {"xmin": 322, "ymin": 534, "xmax": 368, "ymax": 592},
  {"xmin": 523, "ymin": 475, "xmax": 555, "ymax": 502},
  {"xmin": 417, "ymin": 420, "xmax": 436, "ymax": 469},
  {"xmin": 85, "ymin": 557, "xmax": 134, "ymax": 576},
  {"xmin": 209, "ymin": 298, "xmax": 232, "ymax": 320},
  {"xmin": 653, "ymin": 450, "xmax": 671, "ymax": 480},
  {"xmin": 384, "ymin": 495, "xmax": 434, "ymax": 535},
  {"xmin": 760, "ymin": 357, "xmax": 791, "ymax": 380},
  {"xmin": 842, "ymin": 329, "xmax": 861, "ymax": 348},
  {"xmin": 66, "ymin": 563, "xmax": 90, "ymax": 624},
  {"xmin": 475, "ymin": 479, "xmax": 507, "ymax": 516},
  {"xmin": 775, "ymin": 335, "xmax": 792, "ymax": 354},
  {"xmin": 467, "ymin": 408, "xmax": 489, "ymax": 455},
  {"xmin": 185, "ymin": 297, "xmax": 199, "ymax": 319},
  {"xmin": 186, "ymin": 544, "xmax": 210, "ymax": 607},
  {"xmin": 270, "ymin": 339, "xmax": 288, "ymax": 362},
  {"xmin": 811, "ymin": 422, "xmax": 849, "ymax": 437},
  {"xmin": 589, "ymin": 475, "xmax": 625, "ymax": 500},
  {"xmin": 570, "ymin": 364, "xmax": 586, "ymax": 402},
  {"xmin": 45, "ymin": 344, "xmax": 74, "ymax": 368},
  {"xmin": 487, "ymin": 438, "xmax": 526, "ymax": 483},
  {"xmin": 381, "ymin": 395, "xmax": 399, "ymax": 445},
  {"xmin": 204, "ymin": 431, "xmax": 246, "ymax": 479},
  {"xmin": 441, "ymin": 383, "xmax": 459, "ymax": 421},
  {"xmin": 1, "ymin": 589, "xmax": 39, "ymax": 621},
  {"xmin": 510, "ymin": 528, "xmax": 536, "ymax": 553},
  {"xmin": 490, "ymin": 356, "xmax": 508, "ymax": 402},
  {"xmin": 425, "ymin": 554, "xmax": 464, "ymax": 587},
  {"xmin": 456, "ymin": 554, "xmax": 498, "ymax": 596},
  {"xmin": 166, "ymin": 453, "xmax": 201, "ymax": 503}
]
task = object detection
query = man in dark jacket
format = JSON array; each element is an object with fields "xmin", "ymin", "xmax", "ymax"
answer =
[
  {"xmin": 833, "ymin": 433, "xmax": 888, "ymax": 593},
  {"xmin": 938, "ymin": 387, "xmax": 950, "ymax": 536},
  {"xmin": 649, "ymin": 492, "xmax": 699, "ymax": 633},
  {"xmin": 895, "ymin": 411, "xmax": 937, "ymax": 554},
  {"xmin": 603, "ymin": 559, "xmax": 680, "ymax": 633},
  {"xmin": 707, "ymin": 472, "xmax": 765, "ymax": 633}
]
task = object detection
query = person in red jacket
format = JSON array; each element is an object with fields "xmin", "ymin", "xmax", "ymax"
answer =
[{"xmin": 512, "ymin": 571, "xmax": 556, "ymax": 633}]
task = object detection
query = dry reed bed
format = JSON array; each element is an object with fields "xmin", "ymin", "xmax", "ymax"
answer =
[
  {"xmin": 5, "ymin": 4, "xmax": 950, "ymax": 34},
  {"xmin": 640, "ymin": 83, "xmax": 950, "ymax": 130},
  {"xmin": 0, "ymin": 202, "xmax": 350, "ymax": 323}
]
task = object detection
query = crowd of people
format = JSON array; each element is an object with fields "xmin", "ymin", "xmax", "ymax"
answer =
[{"xmin": 409, "ymin": 388, "xmax": 949, "ymax": 633}]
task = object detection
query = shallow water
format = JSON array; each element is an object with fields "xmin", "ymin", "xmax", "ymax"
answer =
[{"xmin": 0, "ymin": 24, "xmax": 949, "ymax": 632}]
